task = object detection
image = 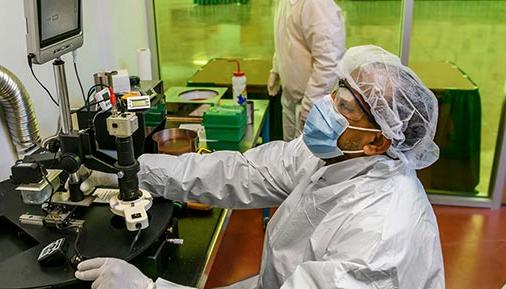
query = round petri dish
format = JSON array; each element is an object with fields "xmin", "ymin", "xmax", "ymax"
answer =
[{"xmin": 178, "ymin": 89, "xmax": 218, "ymax": 101}]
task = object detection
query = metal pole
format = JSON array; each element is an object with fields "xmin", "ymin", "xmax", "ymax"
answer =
[
  {"xmin": 399, "ymin": 0, "xmax": 414, "ymax": 65},
  {"xmin": 53, "ymin": 58, "xmax": 73, "ymax": 134},
  {"xmin": 490, "ymin": 96, "xmax": 506, "ymax": 209},
  {"xmin": 68, "ymin": 172, "xmax": 84, "ymax": 202}
]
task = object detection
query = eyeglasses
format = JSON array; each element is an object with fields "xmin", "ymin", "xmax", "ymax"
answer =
[{"xmin": 335, "ymin": 79, "xmax": 378, "ymax": 126}]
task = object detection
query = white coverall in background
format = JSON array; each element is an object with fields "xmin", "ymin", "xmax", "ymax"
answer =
[
  {"xmin": 137, "ymin": 136, "xmax": 444, "ymax": 289},
  {"xmin": 268, "ymin": 0, "xmax": 346, "ymax": 141}
]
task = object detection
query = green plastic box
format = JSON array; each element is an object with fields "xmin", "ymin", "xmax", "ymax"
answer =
[
  {"xmin": 203, "ymin": 105, "xmax": 247, "ymax": 142},
  {"xmin": 205, "ymin": 127, "xmax": 246, "ymax": 142},
  {"xmin": 144, "ymin": 103, "xmax": 166, "ymax": 127},
  {"xmin": 207, "ymin": 140, "xmax": 242, "ymax": 151}
]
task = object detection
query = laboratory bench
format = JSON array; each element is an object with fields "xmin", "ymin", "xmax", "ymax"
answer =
[
  {"xmin": 0, "ymin": 179, "xmax": 173, "ymax": 289},
  {"xmin": 0, "ymin": 98, "xmax": 270, "ymax": 289}
]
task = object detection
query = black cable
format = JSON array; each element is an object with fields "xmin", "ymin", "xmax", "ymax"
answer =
[
  {"xmin": 86, "ymin": 84, "xmax": 110, "ymax": 128},
  {"xmin": 37, "ymin": 162, "xmax": 56, "ymax": 209},
  {"xmin": 86, "ymin": 84, "xmax": 109, "ymax": 106},
  {"xmin": 27, "ymin": 54, "xmax": 59, "ymax": 106},
  {"xmin": 73, "ymin": 62, "xmax": 87, "ymax": 105},
  {"xmin": 49, "ymin": 206, "xmax": 87, "ymax": 259},
  {"xmin": 92, "ymin": 107, "xmax": 111, "ymax": 126},
  {"xmin": 73, "ymin": 227, "xmax": 84, "ymax": 258},
  {"xmin": 54, "ymin": 205, "xmax": 80, "ymax": 230},
  {"xmin": 86, "ymin": 84, "xmax": 109, "ymax": 112},
  {"xmin": 37, "ymin": 151, "xmax": 59, "ymax": 209},
  {"xmin": 53, "ymin": 212, "xmax": 87, "ymax": 259},
  {"xmin": 71, "ymin": 97, "xmax": 111, "ymax": 114},
  {"xmin": 128, "ymin": 227, "xmax": 143, "ymax": 255}
]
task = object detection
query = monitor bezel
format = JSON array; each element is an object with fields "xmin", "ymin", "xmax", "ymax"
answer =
[{"xmin": 24, "ymin": 0, "xmax": 84, "ymax": 64}]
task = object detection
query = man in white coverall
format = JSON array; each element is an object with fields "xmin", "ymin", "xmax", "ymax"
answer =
[
  {"xmin": 266, "ymin": 0, "xmax": 346, "ymax": 141},
  {"xmin": 75, "ymin": 45, "xmax": 444, "ymax": 289}
]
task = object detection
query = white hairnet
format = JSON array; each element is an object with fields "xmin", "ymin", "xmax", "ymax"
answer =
[{"xmin": 336, "ymin": 45, "xmax": 439, "ymax": 169}]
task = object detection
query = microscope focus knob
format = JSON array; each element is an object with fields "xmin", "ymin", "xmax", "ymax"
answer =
[{"xmin": 60, "ymin": 154, "xmax": 81, "ymax": 173}]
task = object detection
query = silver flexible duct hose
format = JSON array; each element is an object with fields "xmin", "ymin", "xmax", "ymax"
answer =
[{"xmin": 0, "ymin": 65, "xmax": 41, "ymax": 158}]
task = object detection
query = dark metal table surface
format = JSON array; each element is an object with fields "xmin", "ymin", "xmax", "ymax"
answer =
[
  {"xmin": 0, "ymin": 180, "xmax": 173, "ymax": 289},
  {"xmin": 162, "ymin": 208, "xmax": 230, "ymax": 288},
  {"xmin": 0, "ymin": 93, "xmax": 268, "ymax": 288}
]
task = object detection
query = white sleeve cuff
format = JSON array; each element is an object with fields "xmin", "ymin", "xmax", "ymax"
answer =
[{"xmin": 154, "ymin": 278, "xmax": 197, "ymax": 289}]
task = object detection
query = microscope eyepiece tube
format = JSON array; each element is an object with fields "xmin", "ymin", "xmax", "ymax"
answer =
[{"xmin": 115, "ymin": 137, "xmax": 141, "ymax": 201}]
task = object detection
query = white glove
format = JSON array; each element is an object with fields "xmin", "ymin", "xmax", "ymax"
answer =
[
  {"xmin": 75, "ymin": 258, "xmax": 154, "ymax": 289},
  {"xmin": 299, "ymin": 107, "xmax": 309, "ymax": 124},
  {"xmin": 80, "ymin": 170, "xmax": 118, "ymax": 194},
  {"xmin": 295, "ymin": 104, "xmax": 309, "ymax": 129},
  {"xmin": 267, "ymin": 72, "xmax": 280, "ymax": 96}
]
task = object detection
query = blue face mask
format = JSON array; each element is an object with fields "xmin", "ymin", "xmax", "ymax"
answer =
[{"xmin": 302, "ymin": 94, "xmax": 382, "ymax": 159}]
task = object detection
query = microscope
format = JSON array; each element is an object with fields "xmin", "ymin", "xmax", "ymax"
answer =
[
  {"xmin": 106, "ymin": 109, "xmax": 153, "ymax": 231},
  {"xmin": 11, "ymin": 0, "xmax": 152, "ymax": 231}
]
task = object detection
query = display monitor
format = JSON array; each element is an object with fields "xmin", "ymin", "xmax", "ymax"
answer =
[{"xmin": 24, "ymin": 0, "xmax": 83, "ymax": 64}]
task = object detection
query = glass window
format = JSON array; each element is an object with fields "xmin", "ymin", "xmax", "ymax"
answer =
[
  {"xmin": 154, "ymin": 0, "xmax": 275, "ymax": 87},
  {"xmin": 337, "ymin": 0, "xmax": 402, "ymax": 54},
  {"xmin": 153, "ymin": 0, "xmax": 403, "ymax": 86},
  {"xmin": 152, "ymin": 0, "xmax": 505, "ymax": 201},
  {"xmin": 410, "ymin": 1, "xmax": 506, "ymax": 198}
]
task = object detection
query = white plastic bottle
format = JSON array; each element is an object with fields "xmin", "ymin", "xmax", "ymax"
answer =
[{"xmin": 230, "ymin": 60, "xmax": 247, "ymax": 105}]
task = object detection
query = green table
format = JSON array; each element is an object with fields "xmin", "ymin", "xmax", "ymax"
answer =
[
  {"xmin": 411, "ymin": 62, "xmax": 481, "ymax": 195},
  {"xmin": 161, "ymin": 99, "xmax": 270, "ymax": 288}
]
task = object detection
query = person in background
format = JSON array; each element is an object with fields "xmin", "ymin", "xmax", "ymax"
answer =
[
  {"xmin": 267, "ymin": 0, "xmax": 346, "ymax": 141},
  {"xmin": 75, "ymin": 45, "xmax": 444, "ymax": 289}
]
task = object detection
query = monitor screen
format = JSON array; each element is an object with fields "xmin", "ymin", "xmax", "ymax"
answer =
[{"xmin": 39, "ymin": 0, "xmax": 80, "ymax": 48}]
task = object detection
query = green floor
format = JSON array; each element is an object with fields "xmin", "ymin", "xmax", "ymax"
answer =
[{"xmin": 154, "ymin": 0, "xmax": 506, "ymax": 198}]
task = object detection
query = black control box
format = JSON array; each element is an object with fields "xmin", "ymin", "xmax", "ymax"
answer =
[
  {"xmin": 38, "ymin": 238, "xmax": 68, "ymax": 267},
  {"xmin": 10, "ymin": 162, "xmax": 45, "ymax": 185}
]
